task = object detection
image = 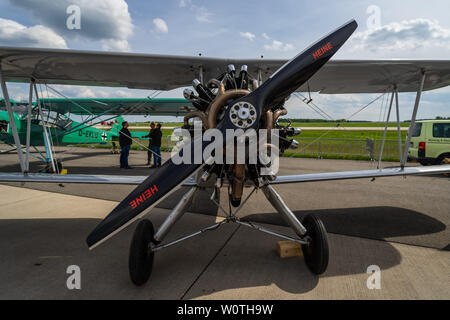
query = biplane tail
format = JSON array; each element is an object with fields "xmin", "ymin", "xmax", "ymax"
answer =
[{"xmin": 110, "ymin": 116, "xmax": 125, "ymax": 135}]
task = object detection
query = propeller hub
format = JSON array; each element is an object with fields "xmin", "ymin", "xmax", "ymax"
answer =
[
  {"xmin": 229, "ymin": 102, "xmax": 257, "ymax": 129},
  {"xmin": 237, "ymin": 108, "xmax": 249, "ymax": 120}
]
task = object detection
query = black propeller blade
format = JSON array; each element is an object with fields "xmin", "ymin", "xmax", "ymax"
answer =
[
  {"xmin": 260, "ymin": 19, "xmax": 358, "ymax": 108},
  {"xmin": 86, "ymin": 19, "xmax": 357, "ymax": 249},
  {"xmin": 86, "ymin": 140, "xmax": 204, "ymax": 248},
  {"xmin": 223, "ymin": 20, "xmax": 358, "ymax": 122}
]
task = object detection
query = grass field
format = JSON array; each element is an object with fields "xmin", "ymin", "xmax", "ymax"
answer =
[
  {"xmin": 130, "ymin": 121, "xmax": 410, "ymax": 128},
  {"xmin": 288, "ymin": 129, "xmax": 406, "ymax": 140},
  {"xmin": 124, "ymin": 127, "xmax": 407, "ymax": 161},
  {"xmin": 129, "ymin": 128, "xmax": 406, "ymax": 142},
  {"xmin": 80, "ymin": 122, "xmax": 409, "ymax": 162},
  {"xmin": 131, "ymin": 128, "xmax": 406, "ymax": 142},
  {"xmin": 285, "ymin": 122, "xmax": 410, "ymax": 128}
]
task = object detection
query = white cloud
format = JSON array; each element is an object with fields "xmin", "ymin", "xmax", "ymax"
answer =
[
  {"xmin": 264, "ymin": 40, "xmax": 294, "ymax": 51},
  {"xmin": 349, "ymin": 18, "xmax": 450, "ymax": 52},
  {"xmin": 283, "ymin": 43, "xmax": 294, "ymax": 51},
  {"xmin": 195, "ymin": 6, "xmax": 212, "ymax": 23},
  {"xmin": 179, "ymin": 0, "xmax": 189, "ymax": 7},
  {"xmin": 10, "ymin": 0, "xmax": 134, "ymax": 51},
  {"xmin": 265, "ymin": 40, "xmax": 282, "ymax": 50},
  {"xmin": 178, "ymin": 0, "xmax": 212, "ymax": 23},
  {"xmin": 101, "ymin": 39, "xmax": 131, "ymax": 52},
  {"xmin": 71, "ymin": 86, "xmax": 95, "ymax": 98},
  {"xmin": 153, "ymin": 18, "xmax": 168, "ymax": 34},
  {"xmin": 240, "ymin": 31, "xmax": 255, "ymax": 41},
  {"xmin": 0, "ymin": 18, "xmax": 67, "ymax": 48},
  {"xmin": 262, "ymin": 32, "xmax": 270, "ymax": 40},
  {"xmin": 28, "ymin": 84, "xmax": 146, "ymax": 100}
]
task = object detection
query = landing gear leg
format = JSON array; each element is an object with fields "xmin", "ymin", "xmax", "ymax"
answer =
[
  {"xmin": 128, "ymin": 187, "xmax": 198, "ymax": 286},
  {"xmin": 262, "ymin": 184, "xmax": 329, "ymax": 275},
  {"xmin": 111, "ymin": 142, "xmax": 119, "ymax": 154}
]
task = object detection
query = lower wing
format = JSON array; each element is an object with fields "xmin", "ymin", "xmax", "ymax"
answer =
[{"xmin": 1, "ymin": 164, "xmax": 448, "ymax": 185}]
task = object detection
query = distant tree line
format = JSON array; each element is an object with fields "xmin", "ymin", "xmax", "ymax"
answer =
[
  {"xmin": 278, "ymin": 117, "xmax": 450, "ymax": 123},
  {"xmin": 278, "ymin": 118, "xmax": 370, "ymax": 123}
]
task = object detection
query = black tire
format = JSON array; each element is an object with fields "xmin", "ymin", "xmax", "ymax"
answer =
[
  {"xmin": 230, "ymin": 198, "xmax": 241, "ymax": 207},
  {"xmin": 129, "ymin": 219, "xmax": 155, "ymax": 286},
  {"xmin": 301, "ymin": 214, "xmax": 329, "ymax": 275},
  {"xmin": 436, "ymin": 154, "xmax": 450, "ymax": 165}
]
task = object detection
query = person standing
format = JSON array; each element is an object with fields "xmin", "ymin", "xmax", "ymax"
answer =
[
  {"xmin": 151, "ymin": 123, "xmax": 162, "ymax": 167},
  {"xmin": 119, "ymin": 121, "xmax": 132, "ymax": 169},
  {"xmin": 143, "ymin": 122, "xmax": 162, "ymax": 168},
  {"xmin": 143, "ymin": 122, "xmax": 156, "ymax": 166}
]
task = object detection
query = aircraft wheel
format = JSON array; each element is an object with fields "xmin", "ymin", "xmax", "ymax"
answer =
[
  {"xmin": 129, "ymin": 219, "xmax": 156, "ymax": 286},
  {"xmin": 230, "ymin": 198, "xmax": 241, "ymax": 207},
  {"xmin": 301, "ymin": 214, "xmax": 329, "ymax": 275}
]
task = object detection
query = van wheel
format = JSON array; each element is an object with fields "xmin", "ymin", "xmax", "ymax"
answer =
[{"xmin": 436, "ymin": 154, "xmax": 450, "ymax": 165}]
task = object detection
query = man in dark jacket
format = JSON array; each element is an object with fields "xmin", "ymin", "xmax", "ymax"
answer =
[
  {"xmin": 143, "ymin": 122, "xmax": 156, "ymax": 166},
  {"xmin": 143, "ymin": 122, "xmax": 162, "ymax": 168},
  {"xmin": 152, "ymin": 123, "xmax": 163, "ymax": 167},
  {"xmin": 119, "ymin": 121, "xmax": 132, "ymax": 169}
]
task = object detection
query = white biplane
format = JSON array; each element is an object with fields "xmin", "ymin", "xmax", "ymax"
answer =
[{"xmin": 0, "ymin": 20, "xmax": 449, "ymax": 285}]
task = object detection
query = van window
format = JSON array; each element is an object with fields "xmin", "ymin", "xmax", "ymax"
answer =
[
  {"xmin": 433, "ymin": 123, "xmax": 450, "ymax": 138},
  {"xmin": 412, "ymin": 123, "xmax": 422, "ymax": 137}
]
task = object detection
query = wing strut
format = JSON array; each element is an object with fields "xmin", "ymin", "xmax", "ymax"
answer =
[
  {"xmin": 32, "ymin": 79, "xmax": 57, "ymax": 173},
  {"xmin": 0, "ymin": 68, "xmax": 25, "ymax": 172},
  {"xmin": 401, "ymin": 71, "xmax": 426, "ymax": 168},
  {"xmin": 25, "ymin": 82, "xmax": 33, "ymax": 172},
  {"xmin": 377, "ymin": 89, "xmax": 395, "ymax": 169},
  {"xmin": 394, "ymin": 87, "xmax": 403, "ymax": 163}
]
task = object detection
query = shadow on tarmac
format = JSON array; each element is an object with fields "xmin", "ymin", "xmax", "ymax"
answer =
[
  {"xmin": 0, "ymin": 213, "xmax": 403, "ymax": 299},
  {"xmin": 243, "ymin": 206, "xmax": 447, "ymax": 250}
]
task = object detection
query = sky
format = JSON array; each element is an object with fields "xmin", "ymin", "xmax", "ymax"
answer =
[{"xmin": 0, "ymin": 0, "xmax": 449, "ymax": 122}]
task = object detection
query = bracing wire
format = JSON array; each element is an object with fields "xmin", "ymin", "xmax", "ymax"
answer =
[{"xmin": 286, "ymin": 90, "xmax": 388, "ymax": 159}]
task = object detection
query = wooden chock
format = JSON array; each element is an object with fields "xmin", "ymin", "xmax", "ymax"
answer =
[{"xmin": 277, "ymin": 241, "xmax": 303, "ymax": 258}]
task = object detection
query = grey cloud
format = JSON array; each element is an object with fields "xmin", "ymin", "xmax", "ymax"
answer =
[
  {"xmin": 349, "ymin": 19, "xmax": 450, "ymax": 52},
  {"xmin": 10, "ymin": 0, "xmax": 133, "ymax": 51},
  {"xmin": 0, "ymin": 18, "xmax": 67, "ymax": 48}
]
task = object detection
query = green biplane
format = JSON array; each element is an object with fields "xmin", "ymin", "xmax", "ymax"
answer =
[{"xmin": 0, "ymin": 97, "xmax": 193, "ymax": 172}]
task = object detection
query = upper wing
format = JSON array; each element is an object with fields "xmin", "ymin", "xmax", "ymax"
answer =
[
  {"xmin": 38, "ymin": 98, "xmax": 195, "ymax": 115},
  {"xmin": 0, "ymin": 165, "xmax": 448, "ymax": 185},
  {"xmin": 1, "ymin": 46, "xmax": 450, "ymax": 93},
  {"xmin": 299, "ymin": 60, "xmax": 450, "ymax": 93}
]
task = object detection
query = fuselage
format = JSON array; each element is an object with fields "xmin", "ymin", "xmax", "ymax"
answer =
[{"xmin": 0, "ymin": 110, "xmax": 117, "ymax": 146}]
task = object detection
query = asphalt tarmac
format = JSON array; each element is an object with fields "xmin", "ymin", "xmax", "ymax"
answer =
[
  {"xmin": 1, "ymin": 146, "xmax": 448, "ymax": 250},
  {"xmin": 0, "ymin": 146, "xmax": 448, "ymax": 299}
]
